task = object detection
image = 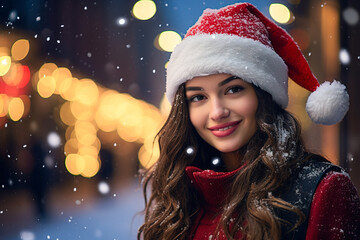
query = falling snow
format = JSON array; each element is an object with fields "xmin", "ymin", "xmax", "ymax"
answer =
[
  {"xmin": 186, "ymin": 147, "xmax": 194, "ymax": 154},
  {"xmin": 343, "ymin": 7, "xmax": 359, "ymax": 26},
  {"xmin": 339, "ymin": 49, "xmax": 351, "ymax": 65},
  {"xmin": 47, "ymin": 132, "xmax": 61, "ymax": 148},
  {"xmin": 20, "ymin": 231, "xmax": 35, "ymax": 240},
  {"xmin": 212, "ymin": 158, "xmax": 220, "ymax": 165},
  {"xmin": 98, "ymin": 181, "xmax": 110, "ymax": 195}
]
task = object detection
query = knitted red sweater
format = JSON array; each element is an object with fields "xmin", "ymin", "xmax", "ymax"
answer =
[{"xmin": 185, "ymin": 165, "xmax": 360, "ymax": 239}]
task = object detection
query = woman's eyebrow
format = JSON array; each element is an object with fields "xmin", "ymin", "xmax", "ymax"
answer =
[
  {"xmin": 185, "ymin": 86, "xmax": 203, "ymax": 91},
  {"xmin": 185, "ymin": 76, "xmax": 240, "ymax": 92},
  {"xmin": 218, "ymin": 76, "xmax": 241, "ymax": 87}
]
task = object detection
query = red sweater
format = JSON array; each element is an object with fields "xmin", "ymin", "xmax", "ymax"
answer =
[{"xmin": 185, "ymin": 165, "xmax": 360, "ymax": 239}]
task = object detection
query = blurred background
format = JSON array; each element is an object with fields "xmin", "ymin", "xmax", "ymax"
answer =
[{"xmin": 0, "ymin": 0, "xmax": 359, "ymax": 239}]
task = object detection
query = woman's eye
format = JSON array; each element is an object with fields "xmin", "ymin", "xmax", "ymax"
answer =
[
  {"xmin": 226, "ymin": 86, "xmax": 244, "ymax": 94},
  {"xmin": 189, "ymin": 95, "xmax": 205, "ymax": 102}
]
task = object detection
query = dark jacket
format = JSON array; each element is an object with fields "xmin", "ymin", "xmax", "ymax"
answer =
[{"xmin": 185, "ymin": 158, "xmax": 360, "ymax": 239}]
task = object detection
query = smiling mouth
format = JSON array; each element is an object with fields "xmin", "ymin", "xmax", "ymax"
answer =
[{"xmin": 208, "ymin": 121, "xmax": 241, "ymax": 137}]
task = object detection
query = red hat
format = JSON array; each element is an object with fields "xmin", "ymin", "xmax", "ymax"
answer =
[{"xmin": 166, "ymin": 2, "xmax": 349, "ymax": 125}]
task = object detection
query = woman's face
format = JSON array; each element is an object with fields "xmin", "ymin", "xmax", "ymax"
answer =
[{"xmin": 185, "ymin": 74, "xmax": 258, "ymax": 153}]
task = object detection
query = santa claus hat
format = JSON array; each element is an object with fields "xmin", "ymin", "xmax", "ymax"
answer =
[{"xmin": 166, "ymin": 2, "xmax": 349, "ymax": 125}]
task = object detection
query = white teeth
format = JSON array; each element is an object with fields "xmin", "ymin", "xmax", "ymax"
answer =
[{"xmin": 217, "ymin": 125, "xmax": 233, "ymax": 131}]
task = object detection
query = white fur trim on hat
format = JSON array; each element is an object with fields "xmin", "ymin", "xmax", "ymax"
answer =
[
  {"xmin": 306, "ymin": 80, "xmax": 349, "ymax": 125},
  {"xmin": 166, "ymin": 34, "xmax": 288, "ymax": 107}
]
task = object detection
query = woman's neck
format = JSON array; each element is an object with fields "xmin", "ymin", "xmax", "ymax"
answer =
[{"xmin": 221, "ymin": 149, "xmax": 245, "ymax": 171}]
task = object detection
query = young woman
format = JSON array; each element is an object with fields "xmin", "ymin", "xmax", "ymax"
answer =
[{"xmin": 138, "ymin": 3, "xmax": 360, "ymax": 240}]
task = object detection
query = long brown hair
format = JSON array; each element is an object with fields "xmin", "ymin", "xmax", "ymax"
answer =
[{"xmin": 138, "ymin": 83, "xmax": 307, "ymax": 239}]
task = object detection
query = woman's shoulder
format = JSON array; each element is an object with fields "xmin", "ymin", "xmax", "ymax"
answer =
[{"xmin": 307, "ymin": 169, "xmax": 360, "ymax": 239}]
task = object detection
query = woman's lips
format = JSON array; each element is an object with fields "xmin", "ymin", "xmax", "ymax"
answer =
[{"xmin": 208, "ymin": 121, "xmax": 241, "ymax": 137}]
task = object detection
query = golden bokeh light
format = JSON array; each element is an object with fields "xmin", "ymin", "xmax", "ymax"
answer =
[
  {"xmin": 65, "ymin": 154, "xmax": 85, "ymax": 175},
  {"xmin": 70, "ymin": 101, "xmax": 94, "ymax": 121},
  {"xmin": 0, "ymin": 56, "xmax": 11, "ymax": 76},
  {"xmin": 8, "ymin": 97, "xmax": 24, "ymax": 121},
  {"xmin": 60, "ymin": 77, "xmax": 79, "ymax": 101},
  {"xmin": 37, "ymin": 76, "xmax": 56, "ymax": 98},
  {"xmin": 269, "ymin": 3, "xmax": 292, "ymax": 24},
  {"xmin": 78, "ymin": 146, "xmax": 99, "ymax": 158},
  {"xmin": 138, "ymin": 145, "xmax": 159, "ymax": 169},
  {"xmin": 160, "ymin": 93, "xmax": 171, "ymax": 117},
  {"xmin": 60, "ymin": 102, "xmax": 76, "ymax": 126},
  {"xmin": 95, "ymin": 90, "xmax": 122, "ymax": 132},
  {"xmin": 75, "ymin": 79, "xmax": 99, "ymax": 106},
  {"xmin": 52, "ymin": 67, "xmax": 72, "ymax": 94},
  {"xmin": 141, "ymin": 115, "xmax": 160, "ymax": 140},
  {"xmin": 30, "ymin": 60, "xmax": 169, "ymax": 176},
  {"xmin": 132, "ymin": 0, "xmax": 156, "ymax": 20},
  {"xmin": 64, "ymin": 138, "xmax": 79, "ymax": 155},
  {"xmin": 74, "ymin": 121, "xmax": 98, "ymax": 146},
  {"xmin": 157, "ymin": 31, "xmax": 182, "ymax": 52},
  {"xmin": 38, "ymin": 62, "xmax": 58, "ymax": 78},
  {"xmin": 11, "ymin": 39, "xmax": 30, "ymax": 61},
  {"xmin": 0, "ymin": 94, "xmax": 9, "ymax": 117},
  {"xmin": 58, "ymin": 77, "xmax": 74, "ymax": 98},
  {"xmin": 65, "ymin": 126, "xmax": 74, "ymax": 140},
  {"xmin": 117, "ymin": 125, "xmax": 142, "ymax": 142},
  {"xmin": 80, "ymin": 155, "xmax": 100, "ymax": 178}
]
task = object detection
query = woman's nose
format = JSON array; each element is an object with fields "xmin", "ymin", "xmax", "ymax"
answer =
[{"xmin": 209, "ymin": 99, "xmax": 230, "ymax": 121}]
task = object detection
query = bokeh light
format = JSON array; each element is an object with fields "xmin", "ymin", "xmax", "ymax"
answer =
[
  {"xmin": 269, "ymin": 4, "xmax": 292, "ymax": 24},
  {"xmin": 8, "ymin": 97, "xmax": 24, "ymax": 121},
  {"xmin": 80, "ymin": 155, "xmax": 100, "ymax": 178},
  {"xmin": 74, "ymin": 121, "xmax": 97, "ymax": 146},
  {"xmin": 0, "ymin": 94, "xmax": 9, "ymax": 117},
  {"xmin": 65, "ymin": 153, "xmax": 85, "ymax": 175},
  {"xmin": 0, "ymin": 56, "xmax": 11, "ymax": 76},
  {"xmin": 70, "ymin": 101, "xmax": 94, "ymax": 121},
  {"xmin": 11, "ymin": 39, "xmax": 30, "ymax": 61},
  {"xmin": 132, "ymin": 0, "xmax": 156, "ymax": 20},
  {"xmin": 37, "ymin": 76, "xmax": 56, "ymax": 98},
  {"xmin": 138, "ymin": 144, "xmax": 159, "ymax": 168},
  {"xmin": 52, "ymin": 67, "xmax": 72, "ymax": 94},
  {"xmin": 60, "ymin": 102, "xmax": 77, "ymax": 126},
  {"xmin": 157, "ymin": 31, "xmax": 182, "ymax": 52},
  {"xmin": 31, "ymin": 60, "xmax": 167, "ymax": 176},
  {"xmin": 74, "ymin": 79, "xmax": 99, "ymax": 106},
  {"xmin": 2, "ymin": 64, "xmax": 30, "ymax": 88}
]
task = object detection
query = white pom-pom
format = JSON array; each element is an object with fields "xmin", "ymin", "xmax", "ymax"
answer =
[{"xmin": 306, "ymin": 80, "xmax": 349, "ymax": 125}]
